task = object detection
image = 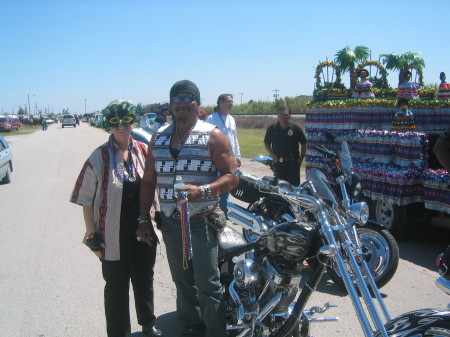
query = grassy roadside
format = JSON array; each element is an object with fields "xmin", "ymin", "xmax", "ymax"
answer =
[
  {"xmin": 1, "ymin": 125, "xmax": 41, "ymax": 136},
  {"xmin": 237, "ymin": 128, "xmax": 266, "ymax": 159},
  {"xmin": 237, "ymin": 127, "xmax": 306, "ymax": 169}
]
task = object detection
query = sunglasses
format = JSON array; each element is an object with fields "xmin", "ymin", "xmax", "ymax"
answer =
[
  {"xmin": 170, "ymin": 95, "xmax": 197, "ymax": 104},
  {"xmin": 108, "ymin": 116, "xmax": 134, "ymax": 125}
]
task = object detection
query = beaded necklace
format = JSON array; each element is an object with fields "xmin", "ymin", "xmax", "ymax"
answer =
[
  {"xmin": 177, "ymin": 190, "xmax": 192, "ymax": 269},
  {"xmin": 109, "ymin": 136, "xmax": 137, "ymax": 182}
]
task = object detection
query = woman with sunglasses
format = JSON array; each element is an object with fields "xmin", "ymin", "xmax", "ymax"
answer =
[{"xmin": 70, "ymin": 100, "xmax": 163, "ymax": 337}]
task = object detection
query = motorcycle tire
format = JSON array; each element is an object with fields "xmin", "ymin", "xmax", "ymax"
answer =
[{"xmin": 326, "ymin": 223, "xmax": 399, "ymax": 290}]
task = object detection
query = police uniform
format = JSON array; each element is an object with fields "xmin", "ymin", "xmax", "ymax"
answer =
[{"xmin": 264, "ymin": 120, "xmax": 307, "ymax": 186}]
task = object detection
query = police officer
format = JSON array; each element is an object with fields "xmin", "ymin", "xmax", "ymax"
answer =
[{"xmin": 264, "ymin": 106, "xmax": 307, "ymax": 186}]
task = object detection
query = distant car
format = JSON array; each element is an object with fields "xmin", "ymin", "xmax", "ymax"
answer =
[
  {"xmin": 0, "ymin": 116, "xmax": 12, "ymax": 132},
  {"xmin": 131, "ymin": 127, "xmax": 153, "ymax": 144},
  {"xmin": 61, "ymin": 114, "xmax": 76, "ymax": 128},
  {"xmin": 0, "ymin": 135, "xmax": 13, "ymax": 184},
  {"xmin": 7, "ymin": 115, "xmax": 21, "ymax": 131}
]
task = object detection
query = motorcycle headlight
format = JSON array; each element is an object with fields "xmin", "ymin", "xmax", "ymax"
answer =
[{"xmin": 348, "ymin": 202, "xmax": 369, "ymax": 225}]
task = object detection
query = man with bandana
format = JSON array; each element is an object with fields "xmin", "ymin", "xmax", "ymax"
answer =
[
  {"xmin": 264, "ymin": 105, "xmax": 307, "ymax": 186},
  {"xmin": 138, "ymin": 80, "xmax": 238, "ymax": 337}
]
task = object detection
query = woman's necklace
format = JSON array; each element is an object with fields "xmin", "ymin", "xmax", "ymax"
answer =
[
  {"xmin": 175, "ymin": 123, "xmax": 194, "ymax": 150},
  {"xmin": 109, "ymin": 136, "xmax": 137, "ymax": 182}
]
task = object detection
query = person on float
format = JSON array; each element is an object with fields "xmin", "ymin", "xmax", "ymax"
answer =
[
  {"xmin": 397, "ymin": 70, "xmax": 419, "ymax": 99},
  {"xmin": 391, "ymin": 98, "xmax": 416, "ymax": 131},
  {"xmin": 352, "ymin": 68, "xmax": 375, "ymax": 99},
  {"xmin": 437, "ymin": 72, "xmax": 450, "ymax": 100},
  {"xmin": 70, "ymin": 100, "xmax": 163, "ymax": 337}
]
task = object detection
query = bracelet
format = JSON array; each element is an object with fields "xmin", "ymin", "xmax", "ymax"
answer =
[
  {"xmin": 200, "ymin": 184, "xmax": 212, "ymax": 199},
  {"xmin": 137, "ymin": 214, "xmax": 150, "ymax": 224},
  {"xmin": 86, "ymin": 232, "xmax": 95, "ymax": 239}
]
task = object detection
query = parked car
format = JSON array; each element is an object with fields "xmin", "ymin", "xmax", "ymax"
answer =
[
  {"xmin": 7, "ymin": 115, "xmax": 21, "ymax": 131},
  {"xmin": 0, "ymin": 135, "xmax": 13, "ymax": 184},
  {"xmin": 131, "ymin": 127, "xmax": 153, "ymax": 144},
  {"xmin": 0, "ymin": 116, "xmax": 12, "ymax": 132},
  {"xmin": 61, "ymin": 114, "xmax": 76, "ymax": 128}
]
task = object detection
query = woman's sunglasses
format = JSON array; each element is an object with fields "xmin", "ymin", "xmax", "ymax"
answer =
[
  {"xmin": 108, "ymin": 116, "xmax": 134, "ymax": 125},
  {"xmin": 170, "ymin": 95, "xmax": 196, "ymax": 104}
]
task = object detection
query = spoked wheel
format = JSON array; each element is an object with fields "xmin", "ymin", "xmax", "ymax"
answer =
[{"xmin": 327, "ymin": 223, "xmax": 399, "ymax": 290}]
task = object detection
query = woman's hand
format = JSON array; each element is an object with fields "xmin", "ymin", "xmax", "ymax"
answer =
[{"xmin": 85, "ymin": 232, "xmax": 105, "ymax": 258}]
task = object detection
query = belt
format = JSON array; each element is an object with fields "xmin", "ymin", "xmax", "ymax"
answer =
[
  {"xmin": 278, "ymin": 156, "xmax": 297, "ymax": 163},
  {"xmin": 170, "ymin": 204, "xmax": 218, "ymax": 221}
]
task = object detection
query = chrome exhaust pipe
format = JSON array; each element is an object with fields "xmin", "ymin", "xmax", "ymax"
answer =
[{"xmin": 227, "ymin": 202, "xmax": 266, "ymax": 235}]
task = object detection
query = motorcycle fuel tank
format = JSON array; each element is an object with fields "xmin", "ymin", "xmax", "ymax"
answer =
[{"xmin": 266, "ymin": 222, "xmax": 317, "ymax": 262}]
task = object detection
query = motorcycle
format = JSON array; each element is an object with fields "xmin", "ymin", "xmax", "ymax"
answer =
[
  {"xmin": 228, "ymin": 140, "xmax": 399, "ymax": 290},
  {"xmin": 218, "ymin": 168, "xmax": 450, "ymax": 336},
  {"xmin": 436, "ymin": 245, "xmax": 450, "ymax": 311}
]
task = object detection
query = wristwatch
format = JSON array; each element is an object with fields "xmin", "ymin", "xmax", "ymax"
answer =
[{"xmin": 137, "ymin": 214, "xmax": 150, "ymax": 224}]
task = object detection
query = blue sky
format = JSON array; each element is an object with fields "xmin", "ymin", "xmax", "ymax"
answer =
[{"xmin": 2, "ymin": 0, "xmax": 449, "ymax": 115}]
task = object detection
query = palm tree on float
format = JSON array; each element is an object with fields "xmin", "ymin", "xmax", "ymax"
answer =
[
  {"xmin": 380, "ymin": 51, "xmax": 425, "ymax": 86},
  {"xmin": 334, "ymin": 45, "xmax": 370, "ymax": 89}
]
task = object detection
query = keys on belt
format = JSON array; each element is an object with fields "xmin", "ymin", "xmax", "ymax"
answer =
[{"xmin": 278, "ymin": 156, "xmax": 297, "ymax": 163}]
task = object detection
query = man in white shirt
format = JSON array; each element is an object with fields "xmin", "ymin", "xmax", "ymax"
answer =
[
  {"xmin": 206, "ymin": 94, "xmax": 241, "ymax": 214},
  {"xmin": 140, "ymin": 113, "xmax": 150, "ymax": 129}
]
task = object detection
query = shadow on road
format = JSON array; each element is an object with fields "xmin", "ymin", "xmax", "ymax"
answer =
[
  {"xmin": 131, "ymin": 312, "xmax": 180, "ymax": 336},
  {"xmin": 395, "ymin": 217, "xmax": 449, "ymax": 272}
]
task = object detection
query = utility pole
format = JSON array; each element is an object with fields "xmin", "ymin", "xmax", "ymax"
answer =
[
  {"xmin": 273, "ymin": 89, "xmax": 280, "ymax": 100},
  {"xmin": 239, "ymin": 93, "xmax": 244, "ymax": 105},
  {"xmin": 84, "ymin": 98, "xmax": 87, "ymax": 115}
]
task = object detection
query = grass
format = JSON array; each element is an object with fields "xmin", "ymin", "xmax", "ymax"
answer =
[
  {"xmin": 237, "ymin": 127, "xmax": 306, "ymax": 169},
  {"xmin": 237, "ymin": 128, "xmax": 267, "ymax": 159},
  {"xmin": 0, "ymin": 125, "xmax": 41, "ymax": 136}
]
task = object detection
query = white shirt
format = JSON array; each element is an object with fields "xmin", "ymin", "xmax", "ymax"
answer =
[{"xmin": 206, "ymin": 111, "xmax": 241, "ymax": 158}]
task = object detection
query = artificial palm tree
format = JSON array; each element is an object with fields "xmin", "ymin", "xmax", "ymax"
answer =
[
  {"xmin": 380, "ymin": 51, "xmax": 425, "ymax": 86},
  {"xmin": 334, "ymin": 45, "xmax": 370, "ymax": 89}
]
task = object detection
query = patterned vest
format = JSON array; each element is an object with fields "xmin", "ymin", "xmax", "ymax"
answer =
[{"xmin": 153, "ymin": 120, "xmax": 219, "ymax": 217}]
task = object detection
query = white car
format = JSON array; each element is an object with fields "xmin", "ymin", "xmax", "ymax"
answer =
[{"xmin": 0, "ymin": 135, "xmax": 13, "ymax": 184}]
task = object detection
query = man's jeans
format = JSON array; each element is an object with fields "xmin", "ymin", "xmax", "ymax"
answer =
[
  {"xmin": 219, "ymin": 191, "xmax": 230, "ymax": 215},
  {"xmin": 160, "ymin": 213, "xmax": 227, "ymax": 337}
]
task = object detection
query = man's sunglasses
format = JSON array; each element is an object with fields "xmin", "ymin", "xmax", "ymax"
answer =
[
  {"xmin": 170, "ymin": 95, "xmax": 197, "ymax": 104},
  {"xmin": 108, "ymin": 116, "xmax": 134, "ymax": 125}
]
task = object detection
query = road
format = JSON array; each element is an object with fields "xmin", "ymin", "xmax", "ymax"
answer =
[{"xmin": 0, "ymin": 122, "xmax": 448, "ymax": 337}]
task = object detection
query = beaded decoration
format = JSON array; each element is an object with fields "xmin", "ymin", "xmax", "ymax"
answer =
[
  {"xmin": 177, "ymin": 191, "xmax": 193, "ymax": 269},
  {"xmin": 109, "ymin": 136, "xmax": 137, "ymax": 182}
]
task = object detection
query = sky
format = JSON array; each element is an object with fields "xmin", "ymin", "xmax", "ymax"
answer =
[{"xmin": 2, "ymin": 0, "xmax": 450, "ymax": 115}]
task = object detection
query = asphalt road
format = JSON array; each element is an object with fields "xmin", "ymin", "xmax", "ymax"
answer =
[{"xmin": 0, "ymin": 122, "xmax": 448, "ymax": 337}]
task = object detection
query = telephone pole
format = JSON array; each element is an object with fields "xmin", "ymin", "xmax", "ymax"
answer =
[
  {"xmin": 239, "ymin": 92, "xmax": 244, "ymax": 105},
  {"xmin": 273, "ymin": 89, "xmax": 280, "ymax": 100}
]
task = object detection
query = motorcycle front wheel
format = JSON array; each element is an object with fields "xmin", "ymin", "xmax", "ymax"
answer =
[{"xmin": 327, "ymin": 223, "xmax": 399, "ymax": 290}]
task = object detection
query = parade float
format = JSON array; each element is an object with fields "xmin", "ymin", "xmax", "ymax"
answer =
[{"xmin": 305, "ymin": 57, "xmax": 450, "ymax": 236}]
